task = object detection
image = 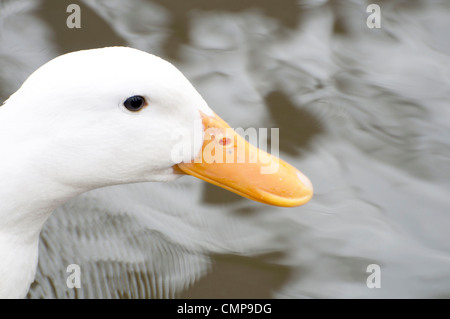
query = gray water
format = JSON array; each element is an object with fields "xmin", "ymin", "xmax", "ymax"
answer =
[{"xmin": 1, "ymin": 0, "xmax": 450, "ymax": 298}]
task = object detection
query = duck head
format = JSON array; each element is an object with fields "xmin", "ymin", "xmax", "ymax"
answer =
[{"xmin": 3, "ymin": 47, "xmax": 313, "ymax": 207}]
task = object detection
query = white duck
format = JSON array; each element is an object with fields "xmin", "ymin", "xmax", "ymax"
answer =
[{"xmin": 0, "ymin": 47, "xmax": 313, "ymax": 298}]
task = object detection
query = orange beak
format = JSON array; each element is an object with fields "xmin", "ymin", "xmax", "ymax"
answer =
[{"xmin": 176, "ymin": 112, "xmax": 313, "ymax": 207}]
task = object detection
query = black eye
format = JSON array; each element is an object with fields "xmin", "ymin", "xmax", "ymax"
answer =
[{"xmin": 123, "ymin": 95, "xmax": 146, "ymax": 112}]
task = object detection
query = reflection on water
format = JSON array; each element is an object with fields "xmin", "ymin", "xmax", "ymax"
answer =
[
  {"xmin": 265, "ymin": 91, "xmax": 324, "ymax": 156},
  {"xmin": 1, "ymin": 0, "xmax": 450, "ymax": 298},
  {"xmin": 38, "ymin": 0, "xmax": 126, "ymax": 52}
]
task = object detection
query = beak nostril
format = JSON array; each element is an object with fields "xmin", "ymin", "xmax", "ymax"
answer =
[{"xmin": 219, "ymin": 137, "xmax": 231, "ymax": 146}]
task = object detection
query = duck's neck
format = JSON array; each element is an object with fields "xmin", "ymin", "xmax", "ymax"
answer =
[
  {"xmin": 0, "ymin": 103, "xmax": 81, "ymax": 298},
  {"xmin": 0, "ymin": 175, "xmax": 72, "ymax": 299}
]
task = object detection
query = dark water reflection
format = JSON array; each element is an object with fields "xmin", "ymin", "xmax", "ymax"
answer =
[
  {"xmin": 265, "ymin": 91, "xmax": 324, "ymax": 156},
  {"xmin": 1, "ymin": 0, "xmax": 450, "ymax": 298},
  {"xmin": 38, "ymin": 0, "xmax": 126, "ymax": 52},
  {"xmin": 179, "ymin": 253, "xmax": 291, "ymax": 299}
]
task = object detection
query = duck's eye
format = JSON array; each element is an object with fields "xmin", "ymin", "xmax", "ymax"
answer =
[{"xmin": 124, "ymin": 95, "xmax": 146, "ymax": 112}]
